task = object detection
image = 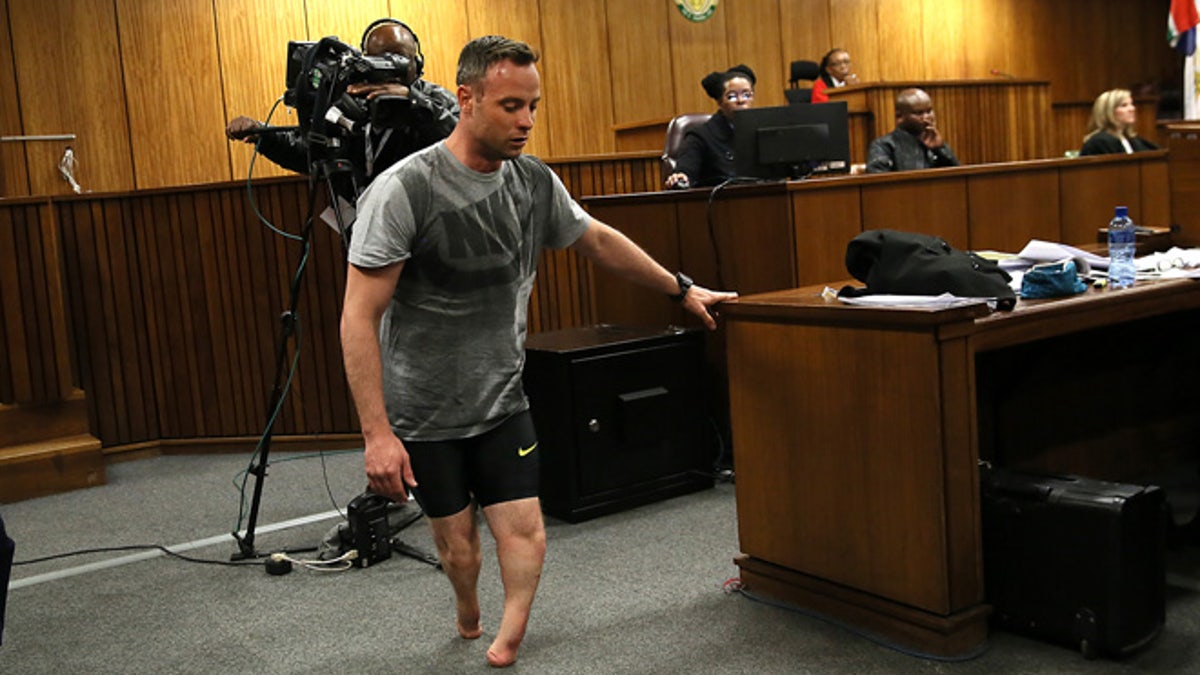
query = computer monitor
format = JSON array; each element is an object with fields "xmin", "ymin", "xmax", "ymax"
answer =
[{"xmin": 733, "ymin": 101, "xmax": 850, "ymax": 180}]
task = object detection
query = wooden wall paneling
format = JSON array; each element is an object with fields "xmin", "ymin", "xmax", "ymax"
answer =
[
  {"xmin": 265, "ymin": 184, "xmax": 309, "ymax": 431},
  {"xmin": 270, "ymin": 187, "xmax": 311, "ymax": 434},
  {"xmin": 1022, "ymin": 83, "xmax": 1053, "ymax": 159},
  {"xmin": 779, "ymin": 0, "xmax": 832, "ymax": 68},
  {"xmin": 587, "ymin": 199, "xmax": 682, "ymax": 327},
  {"xmin": 860, "ymin": 175, "xmax": 969, "ymax": 248},
  {"xmin": 304, "ymin": 0, "xmax": 389, "ymax": 47},
  {"xmin": 546, "ymin": 154, "xmax": 660, "ymax": 200},
  {"xmin": 112, "ymin": 197, "xmax": 157, "ymax": 442},
  {"xmin": 667, "ymin": 1, "xmax": 730, "ymax": 117},
  {"xmin": 194, "ymin": 189, "xmax": 240, "ymax": 433},
  {"xmin": 321, "ymin": 213, "xmax": 354, "ymax": 429},
  {"xmin": 919, "ymin": 0, "xmax": 966, "ymax": 81},
  {"xmin": 176, "ymin": 194, "xmax": 213, "ymax": 437},
  {"xmin": 1040, "ymin": 0, "xmax": 1106, "ymax": 102},
  {"xmin": 214, "ymin": 0, "xmax": 308, "ymax": 182},
  {"xmin": 390, "ymin": 0, "xmax": 470, "ymax": 94},
  {"xmin": 1139, "ymin": 159, "xmax": 1171, "ymax": 230},
  {"xmin": 1012, "ymin": 0, "xmax": 1055, "ymax": 81},
  {"xmin": 0, "ymin": 0, "xmax": 30, "ymax": 198},
  {"xmin": 463, "ymin": 0, "xmax": 547, "ymax": 156},
  {"xmin": 4, "ymin": 205, "xmax": 61, "ymax": 401},
  {"xmin": 1112, "ymin": 0, "xmax": 1168, "ymax": 96},
  {"xmin": 136, "ymin": 195, "xmax": 173, "ymax": 440},
  {"xmin": 64, "ymin": 200, "xmax": 122, "ymax": 443},
  {"xmin": 150, "ymin": 195, "xmax": 188, "ymax": 438},
  {"xmin": 0, "ymin": 205, "xmax": 31, "ymax": 402},
  {"xmin": 874, "ymin": 1, "xmax": 925, "ymax": 82},
  {"xmin": 965, "ymin": 168, "xmax": 1062, "ymax": 253},
  {"xmin": 234, "ymin": 185, "xmax": 281, "ymax": 435},
  {"xmin": 724, "ymin": 0, "xmax": 787, "ymax": 110},
  {"xmin": 208, "ymin": 189, "xmax": 244, "ymax": 431},
  {"xmin": 678, "ymin": 190, "xmax": 794, "ymax": 297},
  {"xmin": 162, "ymin": 194, "xmax": 205, "ymax": 438},
  {"xmin": 303, "ymin": 205, "xmax": 354, "ymax": 432},
  {"xmin": 1149, "ymin": 0, "xmax": 1178, "ymax": 90},
  {"xmin": 217, "ymin": 187, "xmax": 262, "ymax": 432},
  {"xmin": 9, "ymin": 0, "xmax": 133, "ymax": 195},
  {"xmin": 1058, "ymin": 159, "xmax": 1143, "ymax": 246},
  {"xmin": 606, "ymin": 0, "xmax": 674, "ymax": 127},
  {"xmin": 537, "ymin": 0, "xmax": 616, "ymax": 156},
  {"xmin": 115, "ymin": 0, "xmax": 229, "ymax": 190},
  {"xmin": 829, "ymin": 0, "xmax": 880, "ymax": 86},
  {"xmin": 847, "ymin": 112, "xmax": 873, "ymax": 165},
  {"xmin": 84, "ymin": 199, "xmax": 128, "ymax": 443},
  {"xmin": 935, "ymin": 85, "xmax": 968, "ymax": 165},
  {"xmin": 55, "ymin": 203, "xmax": 95, "ymax": 432},
  {"xmin": 614, "ymin": 124, "xmax": 671, "ymax": 154},
  {"xmin": 41, "ymin": 203, "xmax": 79, "ymax": 399},
  {"xmin": 961, "ymin": 0, "xmax": 1017, "ymax": 80},
  {"xmin": 865, "ymin": 87, "xmax": 896, "ymax": 142},
  {"xmin": 289, "ymin": 191, "xmax": 324, "ymax": 432},
  {"xmin": 1167, "ymin": 125, "xmax": 1200, "ymax": 244},
  {"xmin": 530, "ymin": 247, "xmax": 592, "ymax": 334},
  {"xmin": 790, "ymin": 183, "xmax": 863, "ymax": 285},
  {"xmin": 1052, "ymin": 103, "xmax": 1089, "ymax": 157}
]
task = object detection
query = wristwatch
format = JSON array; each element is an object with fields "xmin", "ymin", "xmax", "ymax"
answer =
[{"xmin": 670, "ymin": 272, "xmax": 693, "ymax": 302}]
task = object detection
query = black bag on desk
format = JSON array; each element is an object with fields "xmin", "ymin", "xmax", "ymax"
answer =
[
  {"xmin": 980, "ymin": 466, "xmax": 1166, "ymax": 659},
  {"xmin": 840, "ymin": 229, "xmax": 1016, "ymax": 309}
]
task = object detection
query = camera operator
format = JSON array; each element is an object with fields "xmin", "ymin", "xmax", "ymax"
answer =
[{"xmin": 226, "ymin": 19, "xmax": 458, "ymax": 191}]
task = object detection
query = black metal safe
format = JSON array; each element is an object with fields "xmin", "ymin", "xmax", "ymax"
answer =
[{"xmin": 523, "ymin": 325, "xmax": 714, "ymax": 522}]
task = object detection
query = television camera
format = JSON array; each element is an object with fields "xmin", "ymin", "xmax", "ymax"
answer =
[{"xmin": 283, "ymin": 36, "xmax": 417, "ymax": 176}]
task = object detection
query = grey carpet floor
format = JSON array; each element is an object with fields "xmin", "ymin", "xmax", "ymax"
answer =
[{"xmin": 3, "ymin": 450, "xmax": 1200, "ymax": 674}]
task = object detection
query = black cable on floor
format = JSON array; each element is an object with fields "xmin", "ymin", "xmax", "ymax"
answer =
[{"xmin": 14, "ymin": 544, "xmax": 266, "ymax": 568}]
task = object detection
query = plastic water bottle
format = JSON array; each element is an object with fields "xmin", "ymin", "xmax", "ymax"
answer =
[{"xmin": 1107, "ymin": 206, "xmax": 1136, "ymax": 289}]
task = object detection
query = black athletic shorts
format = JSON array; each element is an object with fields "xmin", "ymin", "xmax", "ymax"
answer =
[{"xmin": 404, "ymin": 410, "xmax": 540, "ymax": 519}]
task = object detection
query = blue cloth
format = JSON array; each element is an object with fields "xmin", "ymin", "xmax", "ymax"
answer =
[{"xmin": 1020, "ymin": 259, "xmax": 1088, "ymax": 298}]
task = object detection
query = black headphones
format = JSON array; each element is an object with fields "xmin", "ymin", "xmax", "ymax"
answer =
[{"xmin": 360, "ymin": 18, "xmax": 425, "ymax": 80}]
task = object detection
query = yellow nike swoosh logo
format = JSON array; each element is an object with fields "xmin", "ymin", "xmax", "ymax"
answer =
[{"xmin": 517, "ymin": 443, "xmax": 538, "ymax": 457}]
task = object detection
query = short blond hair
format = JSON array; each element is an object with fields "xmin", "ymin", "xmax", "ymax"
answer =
[{"xmin": 1084, "ymin": 89, "xmax": 1137, "ymax": 142}]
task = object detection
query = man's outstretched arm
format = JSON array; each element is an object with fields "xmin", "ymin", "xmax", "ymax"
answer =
[{"xmin": 569, "ymin": 219, "xmax": 737, "ymax": 330}]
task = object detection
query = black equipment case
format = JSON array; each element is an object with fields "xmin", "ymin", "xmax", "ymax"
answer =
[{"xmin": 980, "ymin": 466, "xmax": 1166, "ymax": 658}]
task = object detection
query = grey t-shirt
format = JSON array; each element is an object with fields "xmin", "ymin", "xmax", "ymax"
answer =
[{"xmin": 349, "ymin": 142, "xmax": 590, "ymax": 441}]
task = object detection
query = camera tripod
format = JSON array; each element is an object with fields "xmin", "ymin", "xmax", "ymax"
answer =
[{"xmin": 231, "ymin": 157, "xmax": 436, "ymax": 569}]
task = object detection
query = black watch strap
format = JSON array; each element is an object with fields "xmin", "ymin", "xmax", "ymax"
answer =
[{"xmin": 670, "ymin": 272, "xmax": 693, "ymax": 302}]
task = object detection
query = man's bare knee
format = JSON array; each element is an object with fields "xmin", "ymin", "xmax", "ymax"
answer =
[{"xmin": 429, "ymin": 506, "xmax": 481, "ymax": 569}]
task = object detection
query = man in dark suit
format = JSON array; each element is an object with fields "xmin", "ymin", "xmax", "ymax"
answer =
[{"xmin": 866, "ymin": 88, "xmax": 960, "ymax": 173}]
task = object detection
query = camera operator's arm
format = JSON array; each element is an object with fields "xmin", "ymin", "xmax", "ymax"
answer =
[
  {"xmin": 344, "ymin": 79, "xmax": 459, "ymax": 145},
  {"xmin": 225, "ymin": 115, "xmax": 310, "ymax": 175}
]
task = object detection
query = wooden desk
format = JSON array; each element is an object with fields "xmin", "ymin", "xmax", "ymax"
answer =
[
  {"xmin": 721, "ymin": 280, "xmax": 1200, "ymax": 656},
  {"xmin": 826, "ymin": 79, "xmax": 1052, "ymax": 165},
  {"xmin": 582, "ymin": 152, "xmax": 1171, "ymax": 328}
]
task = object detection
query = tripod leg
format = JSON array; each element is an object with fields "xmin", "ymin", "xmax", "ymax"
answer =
[{"xmin": 232, "ymin": 174, "xmax": 323, "ymax": 561}]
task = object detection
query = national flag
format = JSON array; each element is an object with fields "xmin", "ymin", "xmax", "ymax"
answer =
[{"xmin": 1168, "ymin": 0, "xmax": 1200, "ymax": 56}]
